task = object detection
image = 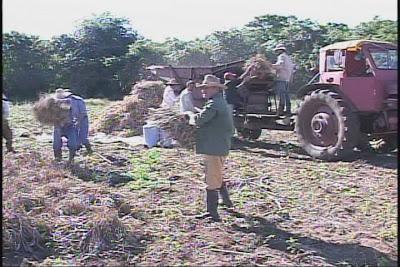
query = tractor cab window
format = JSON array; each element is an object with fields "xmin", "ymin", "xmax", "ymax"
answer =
[
  {"xmin": 370, "ymin": 49, "xmax": 398, "ymax": 69},
  {"xmin": 326, "ymin": 50, "xmax": 345, "ymax": 71},
  {"xmin": 345, "ymin": 50, "xmax": 371, "ymax": 77}
]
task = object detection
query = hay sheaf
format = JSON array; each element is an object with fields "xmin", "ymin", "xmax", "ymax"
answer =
[
  {"xmin": 33, "ymin": 95, "xmax": 71, "ymax": 126},
  {"xmin": 92, "ymin": 80, "xmax": 165, "ymax": 136},
  {"xmin": 2, "ymin": 208, "xmax": 48, "ymax": 255},
  {"xmin": 146, "ymin": 106, "xmax": 196, "ymax": 149},
  {"xmin": 80, "ymin": 213, "xmax": 128, "ymax": 253},
  {"xmin": 243, "ymin": 54, "xmax": 275, "ymax": 80}
]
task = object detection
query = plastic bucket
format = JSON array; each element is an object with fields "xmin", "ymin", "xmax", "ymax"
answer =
[
  {"xmin": 143, "ymin": 124, "xmax": 160, "ymax": 148},
  {"xmin": 159, "ymin": 129, "xmax": 173, "ymax": 148}
]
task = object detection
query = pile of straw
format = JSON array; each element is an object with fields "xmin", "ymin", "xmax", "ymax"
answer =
[
  {"xmin": 243, "ymin": 54, "xmax": 275, "ymax": 80},
  {"xmin": 33, "ymin": 95, "xmax": 71, "ymax": 126},
  {"xmin": 146, "ymin": 106, "xmax": 196, "ymax": 149},
  {"xmin": 92, "ymin": 81, "xmax": 165, "ymax": 136},
  {"xmin": 3, "ymin": 208, "xmax": 47, "ymax": 254},
  {"xmin": 80, "ymin": 213, "xmax": 128, "ymax": 253}
]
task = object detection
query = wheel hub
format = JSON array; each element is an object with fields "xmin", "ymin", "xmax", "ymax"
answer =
[
  {"xmin": 311, "ymin": 113, "xmax": 330, "ymax": 135},
  {"xmin": 309, "ymin": 110, "xmax": 338, "ymax": 146}
]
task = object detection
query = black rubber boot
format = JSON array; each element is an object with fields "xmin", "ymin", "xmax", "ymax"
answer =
[
  {"xmin": 277, "ymin": 106, "xmax": 284, "ymax": 116},
  {"xmin": 68, "ymin": 150, "xmax": 76, "ymax": 165},
  {"xmin": 219, "ymin": 182, "xmax": 233, "ymax": 208},
  {"xmin": 54, "ymin": 150, "xmax": 62, "ymax": 162},
  {"xmin": 195, "ymin": 189, "xmax": 221, "ymax": 222},
  {"xmin": 6, "ymin": 140, "xmax": 14, "ymax": 153},
  {"xmin": 206, "ymin": 189, "xmax": 220, "ymax": 221},
  {"xmin": 84, "ymin": 143, "xmax": 93, "ymax": 154}
]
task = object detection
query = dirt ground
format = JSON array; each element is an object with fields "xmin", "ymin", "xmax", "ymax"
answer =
[{"xmin": 2, "ymin": 100, "xmax": 398, "ymax": 267}]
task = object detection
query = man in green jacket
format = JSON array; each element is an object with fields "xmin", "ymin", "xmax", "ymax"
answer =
[{"xmin": 187, "ymin": 74, "xmax": 235, "ymax": 222}]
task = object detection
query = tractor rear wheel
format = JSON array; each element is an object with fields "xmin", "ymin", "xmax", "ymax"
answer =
[
  {"xmin": 295, "ymin": 90, "xmax": 360, "ymax": 161},
  {"xmin": 237, "ymin": 128, "xmax": 262, "ymax": 140}
]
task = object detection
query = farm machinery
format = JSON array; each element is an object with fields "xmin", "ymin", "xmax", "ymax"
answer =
[{"xmin": 147, "ymin": 39, "xmax": 398, "ymax": 161}]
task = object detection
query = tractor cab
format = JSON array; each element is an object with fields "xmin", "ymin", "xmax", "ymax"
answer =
[{"xmin": 317, "ymin": 40, "xmax": 397, "ymax": 112}]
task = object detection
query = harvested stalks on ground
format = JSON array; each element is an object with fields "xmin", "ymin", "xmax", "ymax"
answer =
[
  {"xmin": 80, "ymin": 213, "xmax": 128, "ymax": 253},
  {"xmin": 3, "ymin": 209, "xmax": 47, "ymax": 254},
  {"xmin": 92, "ymin": 81, "xmax": 165, "ymax": 136},
  {"xmin": 146, "ymin": 107, "xmax": 196, "ymax": 149},
  {"xmin": 33, "ymin": 95, "xmax": 71, "ymax": 126},
  {"xmin": 59, "ymin": 198, "xmax": 87, "ymax": 216}
]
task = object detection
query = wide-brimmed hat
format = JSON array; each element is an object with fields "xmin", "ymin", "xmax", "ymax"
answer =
[
  {"xmin": 273, "ymin": 44, "xmax": 287, "ymax": 51},
  {"xmin": 197, "ymin": 74, "xmax": 227, "ymax": 90},
  {"xmin": 166, "ymin": 79, "xmax": 181, "ymax": 85},
  {"xmin": 55, "ymin": 88, "xmax": 72, "ymax": 99}
]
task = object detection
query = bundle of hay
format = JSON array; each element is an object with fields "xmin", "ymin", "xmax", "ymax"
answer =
[
  {"xmin": 243, "ymin": 54, "xmax": 275, "ymax": 80},
  {"xmin": 80, "ymin": 213, "xmax": 128, "ymax": 253},
  {"xmin": 92, "ymin": 80, "xmax": 165, "ymax": 136},
  {"xmin": 146, "ymin": 106, "xmax": 196, "ymax": 149},
  {"xmin": 3, "ymin": 208, "xmax": 47, "ymax": 254},
  {"xmin": 33, "ymin": 94, "xmax": 71, "ymax": 126}
]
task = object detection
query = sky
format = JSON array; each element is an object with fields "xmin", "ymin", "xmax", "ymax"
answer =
[{"xmin": 2, "ymin": 0, "xmax": 398, "ymax": 42}]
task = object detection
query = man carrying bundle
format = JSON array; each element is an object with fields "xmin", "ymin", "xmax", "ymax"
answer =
[
  {"xmin": 2, "ymin": 93, "xmax": 16, "ymax": 153},
  {"xmin": 51, "ymin": 92, "xmax": 79, "ymax": 164},
  {"xmin": 55, "ymin": 88, "xmax": 93, "ymax": 154},
  {"xmin": 159, "ymin": 79, "xmax": 182, "ymax": 147},
  {"xmin": 186, "ymin": 74, "xmax": 235, "ymax": 222},
  {"xmin": 223, "ymin": 72, "xmax": 243, "ymax": 113},
  {"xmin": 271, "ymin": 44, "xmax": 295, "ymax": 115},
  {"xmin": 161, "ymin": 79, "xmax": 182, "ymax": 109},
  {"xmin": 179, "ymin": 80, "xmax": 198, "ymax": 113}
]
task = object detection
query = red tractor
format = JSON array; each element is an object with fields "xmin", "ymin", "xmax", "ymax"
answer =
[
  {"xmin": 147, "ymin": 39, "xmax": 397, "ymax": 161},
  {"xmin": 296, "ymin": 40, "xmax": 397, "ymax": 160}
]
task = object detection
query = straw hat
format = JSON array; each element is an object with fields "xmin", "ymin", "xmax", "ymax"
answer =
[
  {"xmin": 273, "ymin": 44, "xmax": 287, "ymax": 51},
  {"xmin": 166, "ymin": 79, "xmax": 181, "ymax": 85},
  {"xmin": 197, "ymin": 74, "xmax": 227, "ymax": 90},
  {"xmin": 55, "ymin": 88, "xmax": 72, "ymax": 99}
]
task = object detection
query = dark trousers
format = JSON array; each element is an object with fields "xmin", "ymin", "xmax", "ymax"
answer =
[
  {"xmin": 275, "ymin": 80, "xmax": 291, "ymax": 113},
  {"xmin": 3, "ymin": 119, "xmax": 13, "ymax": 151}
]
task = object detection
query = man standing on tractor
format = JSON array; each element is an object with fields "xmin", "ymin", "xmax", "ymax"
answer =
[{"xmin": 272, "ymin": 44, "xmax": 295, "ymax": 116}]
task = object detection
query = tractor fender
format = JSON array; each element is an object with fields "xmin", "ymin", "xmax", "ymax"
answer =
[{"xmin": 296, "ymin": 83, "xmax": 357, "ymax": 112}]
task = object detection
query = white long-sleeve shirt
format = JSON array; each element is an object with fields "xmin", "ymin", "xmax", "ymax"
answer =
[
  {"xmin": 179, "ymin": 88, "xmax": 196, "ymax": 113},
  {"xmin": 3, "ymin": 95, "xmax": 10, "ymax": 119},
  {"xmin": 161, "ymin": 86, "xmax": 178, "ymax": 108},
  {"xmin": 272, "ymin": 52, "xmax": 294, "ymax": 82}
]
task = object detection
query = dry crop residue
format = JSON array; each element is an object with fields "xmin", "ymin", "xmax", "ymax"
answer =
[{"xmin": 3, "ymin": 100, "xmax": 397, "ymax": 266}]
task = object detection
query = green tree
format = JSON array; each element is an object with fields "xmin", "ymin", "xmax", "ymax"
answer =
[
  {"xmin": 204, "ymin": 29, "xmax": 255, "ymax": 63},
  {"xmin": 353, "ymin": 16, "xmax": 397, "ymax": 43},
  {"xmin": 2, "ymin": 32, "xmax": 54, "ymax": 100},
  {"xmin": 115, "ymin": 39, "xmax": 167, "ymax": 94},
  {"xmin": 59, "ymin": 12, "xmax": 140, "ymax": 98}
]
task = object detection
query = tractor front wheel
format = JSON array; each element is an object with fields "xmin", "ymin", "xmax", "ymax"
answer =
[{"xmin": 295, "ymin": 90, "xmax": 360, "ymax": 161}]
